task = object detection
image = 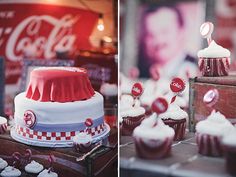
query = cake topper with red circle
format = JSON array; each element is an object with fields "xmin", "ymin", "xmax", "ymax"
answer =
[
  {"xmin": 203, "ymin": 89, "xmax": 219, "ymax": 108},
  {"xmin": 200, "ymin": 22, "xmax": 214, "ymax": 45},
  {"xmin": 23, "ymin": 110, "xmax": 36, "ymax": 128},
  {"xmin": 151, "ymin": 97, "xmax": 168, "ymax": 114},
  {"xmin": 85, "ymin": 118, "xmax": 93, "ymax": 128},
  {"xmin": 170, "ymin": 77, "xmax": 186, "ymax": 103},
  {"xmin": 131, "ymin": 82, "xmax": 144, "ymax": 98}
]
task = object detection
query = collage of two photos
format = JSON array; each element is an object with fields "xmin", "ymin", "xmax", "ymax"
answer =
[{"xmin": 0, "ymin": 0, "xmax": 236, "ymax": 177}]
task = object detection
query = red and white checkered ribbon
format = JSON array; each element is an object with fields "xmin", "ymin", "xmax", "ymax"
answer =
[
  {"xmin": 198, "ymin": 57, "xmax": 230, "ymax": 76},
  {"xmin": 15, "ymin": 123, "xmax": 105, "ymax": 141}
]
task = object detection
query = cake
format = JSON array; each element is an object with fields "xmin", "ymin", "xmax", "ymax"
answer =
[
  {"xmin": 198, "ymin": 40, "xmax": 231, "ymax": 76},
  {"xmin": 0, "ymin": 166, "xmax": 21, "ymax": 177},
  {"xmin": 11, "ymin": 67, "xmax": 110, "ymax": 147},
  {"xmin": 133, "ymin": 114, "xmax": 175, "ymax": 159},
  {"xmin": 120, "ymin": 95, "xmax": 145, "ymax": 136},
  {"xmin": 222, "ymin": 129, "xmax": 236, "ymax": 176},
  {"xmin": 195, "ymin": 110, "xmax": 235, "ymax": 156},
  {"xmin": 25, "ymin": 160, "xmax": 44, "ymax": 174},
  {"xmin": 159, "ymin": 103, "xmax": 188, "ymax": 140}
]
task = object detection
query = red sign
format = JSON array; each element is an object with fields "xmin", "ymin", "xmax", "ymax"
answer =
[
  {"xmin": 131, "ymin": 82, "xmax": 143, "ymax": 97},
  {"xmin": 170, "ymin": 77, "xmax": 185, "ymax": 93},
  {"xmin": 151, "ymin": 97, "xmax": 168, "ymax": 114},
  {"xmin": 85, "ymin": 118, "xmax": 93, "ymax": 127},
  {"xmin": 203, "ymin": 89, "xmax": 219, "ymax": 107},
  {"xmin": 0, "ymin": 3, "xmax": 98, "ymax": 83}
]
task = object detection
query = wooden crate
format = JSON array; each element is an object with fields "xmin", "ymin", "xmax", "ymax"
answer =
[
  {"xmin": 0, "ymin": 130, "xmax": 117, "ymax": 177},
  {"xmin": 189, "ymin": 75, "xmax": 236, "ymax": 132}
]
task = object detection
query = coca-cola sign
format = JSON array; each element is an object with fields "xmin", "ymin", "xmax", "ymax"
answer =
[{"xmin": 0, "ymin": 3, "xmax": 98, "ymax": 83}]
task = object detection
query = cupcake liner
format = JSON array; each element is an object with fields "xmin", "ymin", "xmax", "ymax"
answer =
[
  {"xmin": 198, "ymin": 57, "xmax": 230, "ymax": 77},
  {"xmin": 222, "ymin": 145, "xmax": 236, "ymax": 176},
  {"xmin": 134, "ymin": 136, "xmax": 173, "ymax": 159},
  {"xmin": 196, "ymin": 133, "xmax": 223, "ymax": 156},
  {"xmin": 0, "ymin": 120, "xmax": 7, "ymax": 134},
  {"xmin": 122, "ymin": 114, "xmax": 145, "ymax": 136},
  {"xmin": 162, "ymin": 118, "xmax": 186, "ymax": 141}
]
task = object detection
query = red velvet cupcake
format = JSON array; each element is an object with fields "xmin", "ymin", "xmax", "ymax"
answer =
[
  {"xmin": 159, "ymin": 104, "xmax": 187, "ymax": 141},
  {"xmin": 120, "ymin": 95, "xmax": 145, "ymax": 136},
  {"xmin": 133, "ymin": 114, "xmax": 175, "ymax": 159},
  {"xmin": 222, "ymin": 129, "xmax": 236, "ymax": 176},
  {"xmin": 196, "ymin": 110, "xmax": 235, "ymax": 157},
  {"xmin": 198, "ymin": 40, "xmax": 230, "ymax": 77}
]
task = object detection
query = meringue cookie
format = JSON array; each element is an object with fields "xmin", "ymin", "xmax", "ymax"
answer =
[
  {"xmin": 37, "ymin": 169, "xmax": 58, "ymax": 177},
  {"xmin": 198, "ymin": 40, "xmax": 230, "ymax": 58},
  {"xmin": 0, "ymin": 166, "xmax": 21, "ymax": 177},
  {"xmin": 0, "ymin": 158, "xmax": 8, "ymax": 170},
  {"xmin": 25, "ymin": 160, "xmax": 44, "ymax": 174}
]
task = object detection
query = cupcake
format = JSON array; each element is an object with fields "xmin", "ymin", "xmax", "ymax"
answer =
[
  {"xmin": 133, "ymin": 114, "xmax": 175, "ymax": 159},
  {"xmin": 73, "ymin": 132, "xmax": 93, "ymax": 153},
  {"xmin": 0, "ymin": 158, "xmax": 8, "ymax": 170},
  {"xmin": 37, "ymin": 169, "xmax": 58, "ymax": 177},
  {"xmin": 0, "ymin": 166, "xmax": 21, "ymax": 177},
  {"xmin": 120, "ymin": 95, "xmax": 145, "ymax": 136},
  {"xmin": 222, "ymin": 129, "xmax": 236, "ymax": 176},
  {"xmin": 158, "ymin": 104, "xmax": 188, "ymax": 141},
  {"xmin": 196, "ymin": 110, "xmax": 235, "ymax": 156},
  {"xmin": 198, "ymin": 40, "xmax": 231, "ymax": 76},
  {"xmin": 25, "ymin": 160, "xmax": 44, "ymax": 174}
]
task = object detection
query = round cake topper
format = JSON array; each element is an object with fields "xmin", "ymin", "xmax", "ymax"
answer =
[
  {"xmin": 131, "ymin": 82, "xmax": 144, "ymax": 97},
  {"xmin": 23, "ymin": 110, "xmax": 36, "ymax": 128},
  {"xmin": 151, "ymin": 97, "xmax": 168, "ymax": 114},
  {"xmin": 203, "ymin": 89, "xmax": 219, "ymax": 107},
  {"xmin": 85, "ymin": 118, "xmax": 93, "ymax": 127},
  {"xmin": 170, "ymin": 77, "xmax": 185, "ymax": 93},
  {"xmin": 200, "ymin": 22, "xmax": 214, "ymax": 45}
]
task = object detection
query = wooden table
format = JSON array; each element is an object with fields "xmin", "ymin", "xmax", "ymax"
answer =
[
  {"xmin": 0, "ymin": 128, "xmax": 117, "ymax": 177},
  {"xmin": 120, "ymin": 133, "xmax": 232, "ymax": 177}
]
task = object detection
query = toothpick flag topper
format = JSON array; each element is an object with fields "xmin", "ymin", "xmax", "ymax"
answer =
[{"xmin": 200, "ymin": 22, "xmax": 214, "ymax": 45}]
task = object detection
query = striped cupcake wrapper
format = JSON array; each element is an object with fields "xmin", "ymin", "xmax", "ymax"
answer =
[
  {"xmin": 122, "ymin": 115, "xmax": 145, "ymax": 136},
  {"xmin": 134, "ymin": 136, "xmax": 173, "ymax": 159},
  {"xmin": 0, "ymin": 123, "xmax": 7, "ymax": 134},
  {"xmin": 198, "ymin": 57, "xmax": 230, "ymax": 77},
  {"xmin": 162, "ymin": 118, "xmax": 186, "ymax": 141},
  {"xmin": 196, "ymin": 133, "xmax": 223, "ymax": 156}
]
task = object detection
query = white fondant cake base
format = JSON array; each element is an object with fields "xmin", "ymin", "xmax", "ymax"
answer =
[{"xmin": 11, "ymin": 123, "xmax": 110, "ymax": 147}]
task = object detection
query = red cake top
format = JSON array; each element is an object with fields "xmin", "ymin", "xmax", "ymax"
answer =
[{"xmin": 26, "ymin": 67, "xmax": 95, "ymax": 102}]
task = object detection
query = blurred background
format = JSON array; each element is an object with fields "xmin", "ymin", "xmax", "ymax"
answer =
[
  {"xmin": 120, "ymin": 0, "xmax": 236, "ymax": 111},
  {"xmin": 120, "ymin": 0, "xmax": 236, "ymax": 78},
  {"xmin": 0, "ymin": 0, "xmax": 118, "ymax": 118}
]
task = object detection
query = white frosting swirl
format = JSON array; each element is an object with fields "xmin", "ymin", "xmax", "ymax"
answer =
[
  {"xmin": 73, "ymin": 132, "xmax": 92, "ymax": 145},
  {"xmin": 0, "ymin": 166, "xmax": 21, "ymax": 177},
  {"xmin": 196, "ymin": 110, "xmax": 234, "ymax": 136},
  {"xmin": 25, "ymin": 160, "xmax": 44, "ymax": 174},
  {"xmin": 133, "ymin": 114, "xmax": 175, "ymax": 140},
  {"xmin": 159, "ymin": 104, "xmax": 188, "ymax": 120},
  {"xmin": 0, "ymin": 158, "xmax": 8, "ymax": 170},
  {"xmin": 197, "ymin": 40, "xmax": 230, "ymax": 58},
  {"xmin": 222, "ymin": 128, "xmax": 236, "ymax": 147},
  {"xmin": 37, "ymin": 169, "xmax": 58, "ymax": 177},
  {"xmin": 100, "ymin": 83, "xmax": 118, "ymax": 96},
  {"xmin": 120, "ymin": 95, "xmax": 145, "ymax": 117}
]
